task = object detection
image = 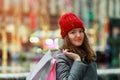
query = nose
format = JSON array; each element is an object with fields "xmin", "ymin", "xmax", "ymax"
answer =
[{"xmin": 76, "ymin": 32, "xmax": 81, "ymax": 37}]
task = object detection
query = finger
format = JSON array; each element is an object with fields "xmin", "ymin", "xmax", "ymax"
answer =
[
  {"xmin": 64, "ymin": 49, "xmax": 68, "ymax": 52},
  {"xmin": 62, "ymin": 49, "xmax": 68, "ymax": 53}
]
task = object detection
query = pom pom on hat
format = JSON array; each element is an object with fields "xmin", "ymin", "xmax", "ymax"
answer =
[{"xmin": 58, "ymin": 12, "xmax": 85, "ymax": 39}]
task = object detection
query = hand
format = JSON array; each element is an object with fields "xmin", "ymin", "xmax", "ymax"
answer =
[{"xmin": 63, "ymin": 49, "xmax": 81, "ymax": 61}]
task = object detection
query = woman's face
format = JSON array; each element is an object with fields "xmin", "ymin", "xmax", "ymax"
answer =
[{"xmin": 68, "ymin": 28, "xmax": 84, "ymax": 46}]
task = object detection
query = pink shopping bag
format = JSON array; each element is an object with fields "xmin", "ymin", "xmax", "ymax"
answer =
[{"xmin": 47, "ymin": 58, "xmax": 56, "ymax": 80}]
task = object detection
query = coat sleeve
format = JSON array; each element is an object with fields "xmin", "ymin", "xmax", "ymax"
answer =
[{"xmin": 56, "ymin": 57, "xmax": 88, "ymax": 80}]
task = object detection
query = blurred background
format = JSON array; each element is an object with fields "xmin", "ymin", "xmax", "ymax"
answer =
[{"xmin": 0, "ymin": 0, "xmax": 120, "ymax": 80}]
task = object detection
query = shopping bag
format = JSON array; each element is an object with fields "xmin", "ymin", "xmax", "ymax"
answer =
[
  {"xmin": 26, "ymin": 50, "xmax": 56, "ymax": 80},
  {"xmin": 47, "ymin": 58, "xmax": 56, "ymax": 80}
]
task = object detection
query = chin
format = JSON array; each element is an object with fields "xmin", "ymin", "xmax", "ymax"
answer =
[{"xmin": 74, "ymin": 43, "xmax": 82, "ymax": 46}]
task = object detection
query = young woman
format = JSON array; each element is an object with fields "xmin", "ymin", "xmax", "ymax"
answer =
[{"xmin": 55, "ymin": 12, "xmax": 98, "ymax": 80}]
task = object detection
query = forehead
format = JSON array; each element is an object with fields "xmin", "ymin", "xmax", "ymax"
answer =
[{"xmin": 70, "ymin": 28, "xmax": 83, "ymax": 31}]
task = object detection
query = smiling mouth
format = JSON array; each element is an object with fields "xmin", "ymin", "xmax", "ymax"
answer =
[
  {"xmin": 74, "ymin": 40, "xmax": 82, "ymax": 43},
  {"xmin": 75, "ymin": 39, "xmax": 82, "ymax": 41}
]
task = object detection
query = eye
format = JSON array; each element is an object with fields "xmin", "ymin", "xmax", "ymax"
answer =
[
  {"xmin": 69, "ymin": 31, "xmax": 75, "ymax": 34},
  {"xmin": 79, "ymin": 29, "xmax": 84, "ymax": 33}
]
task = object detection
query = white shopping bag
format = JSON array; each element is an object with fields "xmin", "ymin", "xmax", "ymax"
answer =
[{"xmin": 26, "ymin": 50, "xmax": 55, "ymax": 80}]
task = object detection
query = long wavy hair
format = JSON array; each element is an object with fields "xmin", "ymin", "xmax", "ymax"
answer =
[{"xmin": 60, "ymin": 32, "xmax": 96, "ymax": 63}]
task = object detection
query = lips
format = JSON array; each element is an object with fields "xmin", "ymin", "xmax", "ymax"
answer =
[
  {"xmin": 75, "ymin": 39, "xmax": 83, "ymax": 43},
  {"xmin": 74, "ymin": 40, "xmax": 82, "ymax": 43},
  {"xmin": 74, "ymin": 39, "xmax": 82, "ymax": 41}
]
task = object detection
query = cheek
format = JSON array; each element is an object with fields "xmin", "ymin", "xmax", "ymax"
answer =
[
  {"xmin": 68, "ymin": 35, "xmax": 75, "ymax": 41},
  {"xmin": 81, "ymin": 34, "xmax": 84, "ymax": 39},
  {"xmin": 68, "ymin": 36, "xmax": 74, "ymax": 45},
  {"xmin": 81, "ymin": 34, "xmax": 85, "ymax": 43}
]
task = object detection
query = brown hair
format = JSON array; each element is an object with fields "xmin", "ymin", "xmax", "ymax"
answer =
[{"xmin": 60, "ymin": 32, "xmax": 96, "ymax": 63}]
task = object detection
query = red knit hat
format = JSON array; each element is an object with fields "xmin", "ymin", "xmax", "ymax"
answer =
[{"xmin": 58, "ymin": 12, "xmax": 85, "ymax": 39}]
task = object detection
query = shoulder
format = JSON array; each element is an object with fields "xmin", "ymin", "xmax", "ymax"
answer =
[
  {"xmin": 88, "ymin": 61, "xmax": 97, "ymax": 66},
  {"xmin": 87, "ymin": 61, "xmax": 97, "ymax": 71},
  {"xmin": 84, "ymin": 61, "xmax": 98, "ymax": 80}
]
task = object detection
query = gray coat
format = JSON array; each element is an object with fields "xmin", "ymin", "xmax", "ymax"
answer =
[{"xmin": 54, "ymin": 50, "xmax": 98, "ymax": 80}]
